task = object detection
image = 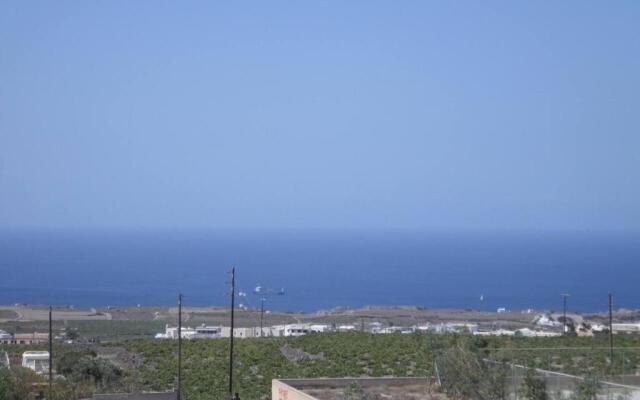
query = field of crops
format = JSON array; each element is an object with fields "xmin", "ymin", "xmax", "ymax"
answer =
[
  {"xmin": 3, "ymin": 333, "xmax": 640, "ymax": 400},
  {"xmin": 113, "ymin": 333, "xmax": 640, "ymax": 399}
]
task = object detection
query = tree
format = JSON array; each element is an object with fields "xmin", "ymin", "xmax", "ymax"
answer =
[
  {"xmin": 521, "ymin": 368, "xmax": 547, "ymax": 400},
  {"xmin": 0, "ymin": 368, "xmax": 16, "ymax": 399},
  {"xmin": 9, "ymin": 367, "xmax": 42, "ymax": 400},
  {"xmin": 436, "ymin": 337, "xmax": 509, "ymax": 400}
]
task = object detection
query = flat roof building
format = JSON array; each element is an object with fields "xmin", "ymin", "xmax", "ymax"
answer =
[
  {"xmin": 273, "ymin": 377, "xmax": 435, "ymax": 400},
  {"xmin": 22, "ymin": 351, "xmax": 49, "ymax": 374},
  {"xmin": 86, "ymin": 392, "xmax": 176, "ymax": 400},
  {"xmin": 1, "ymin": 332, "xmax": 49, "ymax": 345}
]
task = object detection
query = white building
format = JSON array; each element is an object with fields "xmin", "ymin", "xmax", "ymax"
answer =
[
  {"xmin": 337, "ymin": 325, "xmax": 356, "ymax": 332},
  {"xmin": 309, "ymin": 324, "xmax": 332, "ymax": 333},
  {"xmin": 369, "ymin": 322, "xmax": 384, "ymax": 333},
  {"xmin": 194, "ymin": 325, "xmax": 222, "ymax": 338},
  {"xmin": 473, "ymin": 329, "xmax": 515, "ymax": 336},
  {"xmin": 155, "ymin": 324, "xmax": 220, "ymax": 339},
  {"xmin": 22, "ymin": 351, "xmax": 49, "ymax": 374},
  {"xmin": 612, "ymin": 323, "xmax": 640, "ymax": 334},
  {"xmin": 446, "ymin": 323, "xmax": 479, "ymax": 333},
  {"xmin": 535, "ymin": 314, "xmax": 560, "ymax": 327},
  {"xmin": 514, "ymin": 328, "xmax": 561, "ymax": 337},
  {"xmin": 276, "ymin": 324, "xmax": 310, "ymax": 337}
]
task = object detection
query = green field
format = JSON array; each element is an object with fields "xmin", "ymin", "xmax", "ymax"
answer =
[{"xmin": 2, "ymin": 333, "xmax": 640, "ymax": 400}]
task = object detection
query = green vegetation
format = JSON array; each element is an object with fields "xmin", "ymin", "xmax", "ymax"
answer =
[
  {"xmin": 1, "ymin": 333, "xmax": 640, "ymax": 400},
  {"xmin": 476, "ymin": 335, "xmax": 640, "ymax": 376},
  {"xmin": 126, "ymin": 331, "xmax": 433, "ymax": 400},
  {"xmin": 436, "ymin": 337, "xmax": 510, "ymax": 400},
  {"xmin": 520, "ymin": 368, "xmax": 548, "ymax": 400},
  {"xmin": 572, "ymin": 375, "xmax": 601, "ymax": 400},
  {"xmin": 0, "ymin": 320, "xmax": 165, "ymax": 340}
]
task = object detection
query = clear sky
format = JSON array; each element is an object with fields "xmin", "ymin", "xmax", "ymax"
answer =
[{"xmin": 1, "ymin": 1, "xmax": 639, "ymax": 231}]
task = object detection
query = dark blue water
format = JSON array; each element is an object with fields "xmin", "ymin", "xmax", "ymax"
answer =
[{"xmin": 1, "ymin": 230, "xmax": 638, "ymax": 312}]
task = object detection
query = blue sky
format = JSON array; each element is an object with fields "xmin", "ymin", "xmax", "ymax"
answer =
[{"xmin": 1, "ymin": 1, "xmax": 639, "ymax": 231}]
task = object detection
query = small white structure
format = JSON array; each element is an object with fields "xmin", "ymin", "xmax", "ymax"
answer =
[
  {"xmin": 369, "ymin": 322, "xmax": 384, "ymax": 333},
  {"xmin": 535, "ymin": 314, "xmax": 560, "ymax": 327},
  {"xmin": 22, "ymin": 351, "xmax": 49, "ymax": 374},
  {"xmin": 0, "ymin": 330, "xmax": 11, "ymax": 340},
  {"xmin": 194, "ymin": 325, "xmax": 222, "ymax": 338},
  {"xmin": 337, "ymin": 325, "xmax": 356, "ymax": 332},
  {"xmin": 514, "ymin": 328, "xmax": 561, "ymax": 337},
  {"xmin": 155, "ymin": 324, "xmax": 221, "ymax": 339},
  {"xmin": 612, "ymin": 323, "xmax": 640, "ymax": 334},
  {"xmin": 497, "ymin": 307, "xmax": 507, "ymax": 313},
  {"xmin": 309, "ymin": 324, "xmax": 331, "ymax": 333},
  {"xmin": 446, "ymin": 323, "xmax": 479, "ymax": 333},
  {"xmin": 473, "ymin": 329, "xmax": 515, "ymax": 336},
  {"xmin": 280, "ymin": 324, "xmax": 310, "ymax": 337}
]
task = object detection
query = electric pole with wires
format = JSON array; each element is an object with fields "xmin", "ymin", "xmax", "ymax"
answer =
[
  {"xmin": 561, "ymin": 293, "xmax": 570, "ymax": 335},
  {"xmin": 253, "ymin": 285, "xmax": 284, "ymax": 338},
  {"xmin": 260, "ymin": 297, "xmax": 266, "ymax": 337},
  {"xmin": 49, "ymin": 305, "xmax": 53, "ymax": 392},
  {"xmin": 609, "ymin": 292, "xmax": 614, "ymax": 365},
  {"xmin": 229, "ymin": 267, "xmax": 236, "ymax": 399},
  {"xmin": 177, "ymin": 293, "xmax": 183, "ymax": 400}
]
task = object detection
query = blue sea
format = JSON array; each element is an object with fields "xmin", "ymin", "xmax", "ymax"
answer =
[{"xmin": 1, "ymin": 230, "xmax": 638, "ymax": 312}]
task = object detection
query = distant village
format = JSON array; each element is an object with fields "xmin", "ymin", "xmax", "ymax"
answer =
[{"xmin": 151, "ymin": 310, "xmax": 640, "ymax": 340}]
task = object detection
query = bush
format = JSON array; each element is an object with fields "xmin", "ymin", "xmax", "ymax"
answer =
[{"xmin": 521, "ymin": 368, "xmax": 547, "ymax": 400}]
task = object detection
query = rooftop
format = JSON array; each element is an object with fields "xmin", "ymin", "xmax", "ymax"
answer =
[
  {"xmin": 88, "ymin": 393, "xmax": 176, "ymax": 400},
  {"xmin": 273, "ymin": 377, "xmax": 441, "ymax": 400}
]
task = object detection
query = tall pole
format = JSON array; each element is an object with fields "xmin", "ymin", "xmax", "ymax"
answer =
[
  {"xmin": 177, "ymin": 293, "xmax": 182, "ymax": 400},
  {"xmin": 609, "ymin": 292, "xmax": 614, "ymax": 365},
  {"xmin": 48, "ymin": 305, "xmax": 53, "ymax": 391},
  {"xmin": 561, "ymin": 293, "xmax": 570, "ymax": 335},
  {"xmin": 260, "ymin": 298, "xmax": 265, "ymax": 338},
  {"xmin": 229, "ymin": 267, "xmax": 236, "ymax": 398}
]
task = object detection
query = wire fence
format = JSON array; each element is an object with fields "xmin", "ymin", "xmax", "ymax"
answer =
[
  {"xmin": 504, "ymin": 362, "xmax": 640, "ymax": 400},
  {"xmin": 484, "ymin": 347, "xmax": 640, "ymax": 383}
]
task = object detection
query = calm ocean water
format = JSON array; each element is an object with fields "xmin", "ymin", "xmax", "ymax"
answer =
[{"xmin": 1, "ymin": 230, "xmax": 638, "ymax": 312}]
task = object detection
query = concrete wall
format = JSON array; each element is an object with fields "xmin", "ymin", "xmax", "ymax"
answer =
[
  {"xmin": 273, "ymin": 377, "xmax": 431, "ymax": 400},
  {"xmin": 272, "ymin": 379, "xmax": 318, "ymax": 400},
  {"xmin": 92, "ymin": 392, "xmax": 176, "ymax": 400}
]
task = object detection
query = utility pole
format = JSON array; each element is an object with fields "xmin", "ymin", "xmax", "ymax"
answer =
[
  {"xmin": 609, "ymin": 292, "xmax": 614, "ymax": 365},
  {"xmin": 260, "ymin": 297, "xmax": 265, "ymax": 338},
  {"xmin": 561, "ymin": 293, "xmax": 570, "ymax": 335},
  {"xmin": 48, "ymin": 305, "xmax": 53, "ymax": 392},
  {"xmin": 177, "ymin": 293, "xmax": 182, "ymax": 400},
  {"xmin": 229, "ymin": 267, "xmax": 236, "ymax": 398}
]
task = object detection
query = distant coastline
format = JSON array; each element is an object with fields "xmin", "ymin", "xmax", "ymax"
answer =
[{"xmin": 1, "ymin": 230, "xmax": 639, "ymax": 312}]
